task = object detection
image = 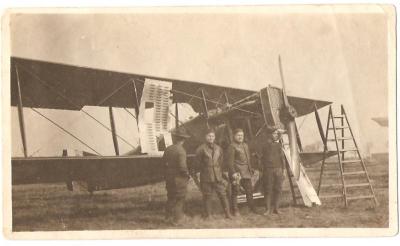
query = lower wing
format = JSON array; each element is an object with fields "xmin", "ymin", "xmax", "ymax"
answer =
[{"xmin": 12, "ymin": 155, "xmax": 194, "ymax": 191}]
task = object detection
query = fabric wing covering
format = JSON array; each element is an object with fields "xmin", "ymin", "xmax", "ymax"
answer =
[{"xmin": 10, "ymin": 57, "xmax": 331, "ymax": 117}]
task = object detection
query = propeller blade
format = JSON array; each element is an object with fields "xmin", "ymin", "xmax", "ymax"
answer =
[{"xmin": 278, "ymin": 55, "xmax": 301, "ymax": 180}]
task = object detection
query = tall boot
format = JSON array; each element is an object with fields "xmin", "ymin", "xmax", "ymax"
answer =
[
  {"xmin": 173, "ymin": 197, "xmax": 185, "ymax": 225},
  {"xmin": 218, "ymin": 194, "xmax": 233, "ymax": 219},
  {"xmin": 231, "ymin": 185, "xmax": 240, "ymax": 216},
  {"xmin": 263, "ymin": 192, "xmax": 272, "ymax": 216},
  {"xmin": 272, "ymin": 191, "xmax": 281, "ymax": 214},
  {"xmin": 165, "ymin": 197, "xmax": 174, "ymax": 220},
  {"xmin": 245, "ymin": 185, "xmax": 258, "ymax": 214},
  {"xmin": 203, "ymin": 195, "xmax": 213, "ymax": 219}
]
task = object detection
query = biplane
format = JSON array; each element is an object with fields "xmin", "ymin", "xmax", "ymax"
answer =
[{"xmin": 11, "ymin": 56, "xmax": 335, "ymax": 207}]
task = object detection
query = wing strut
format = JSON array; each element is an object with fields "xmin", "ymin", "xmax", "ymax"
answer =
[
  {"xmin": 108, "ymin": 107, "xmax": 119, "ymax": 155},
  {"xmin": 132, "ymin": 79, "xmax": 141, "ymax": 119},
  {"xmin": 200, "ymin": 89, "xmax": 210, "ymax": 128},
  {"xmin": 15, "ymin": 66, "xmax": 28, "ymax": 157},
  {"xmin": 18, "ymin": 66, "xmax": 135, "ymax": 149},
  {"xmin": 175, "ymin": 103, "xmax": 179, "ymax": 128}
]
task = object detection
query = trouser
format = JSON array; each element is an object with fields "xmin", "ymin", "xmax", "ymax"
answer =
[
  {"xmin": 231, "ymin": 178, "xmax": 255, "ymax": 213},
  {"xmin": 165, "ymin": 176, "xmax": 188, "ymax": 222},
  {"xmin": 263, "ymin": 168, "xmax": 284, "ymax": 211},
  {"xmin": 201, "ymin": 181, "xmax": 231, "ymax": 217}
]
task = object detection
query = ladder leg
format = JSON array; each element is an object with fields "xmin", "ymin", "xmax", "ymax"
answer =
[
  {"xmin": 331, "ymin": 107, "xmax": 348, "ymax": 207},
  {"xmin": 342, "ymin": 106, "xmax": 379, "ymax": 207}
]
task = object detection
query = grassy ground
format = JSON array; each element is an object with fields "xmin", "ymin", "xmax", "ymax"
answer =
[{"xmin": 12, "ymin": 158, "xmax": 388, "ymax": 231}]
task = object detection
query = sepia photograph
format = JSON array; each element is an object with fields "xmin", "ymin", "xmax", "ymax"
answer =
[{"xmin": 2, "ymin": 4, "xmax": 397, "ymax": 238}]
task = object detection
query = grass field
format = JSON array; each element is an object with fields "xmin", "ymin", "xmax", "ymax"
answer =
[{"xmin": 12, "ymin": 158, "xmax": 389, "ymax": 231}]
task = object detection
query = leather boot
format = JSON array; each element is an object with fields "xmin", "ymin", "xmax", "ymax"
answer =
[
  {"xmin": 218, "ymin": 194, "xmax": 233, "ymax": 219},
  {"xmin": 246, "ymin": 189, "xmax": 259, "ymax": 214},
  {"xmin": 173, "ymin": 197, "xmax": 185, "ymax": 225},
  {"xmin": 263, "ymin": 193, "xmax": 272, "ymax": 216},
  {"xmin": 272, "ymin": 191, "xmax": 281, "ymax": 214},
  {"xmin": 231, "ymin": 185, "xmax": 240, "ymax": 216},
  {"xmin": 203, "ymin": 196, "xmax": 213, "ymax": 219}
]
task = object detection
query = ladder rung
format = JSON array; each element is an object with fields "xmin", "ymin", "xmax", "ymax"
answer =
[
  {"xmin": 321, "ymin": 184, "xmax": 342, "ymax": 188},
  {"xmin": 320, "ymin": 194, "xmax": 343, "ymax": 199},
  {"xmin": 341, "ymin": 160, "xmax": 361, "ymax": 164},
  {"xmin": 343, "ymin": 171, "xmax": 366, "ymax": 176},
  {"xmin": 345, "ymin": 183, "xmax": 370, "ymax": 188},
  {"xmin": 324, "ymin": 162, "xmax": 341, "ymax": 165},
  {"xmin": 333, "ymin": 115, "xmax": 345, "ymax": 118},
  {"xmin": 346, "ymin": 195, "xmax": 375, "ymax": 201},
  {"xmin": 327, "ymin": 137, "xmax": 352, "ymax": 141},
  {"xmin": 322, "ymin": 170, "xmax": 340, "ymax": 175},
  {"xmin": 339, "ymin": 148, "xmax": 358, "ymax": 152},
  {"xmin": 329, "ymin": 126, "xmax": 349, "ymax": 129}
]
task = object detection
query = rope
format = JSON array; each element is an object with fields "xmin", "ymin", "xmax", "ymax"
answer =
[
  {"xmin": 30, "ymin": 108, "xmax": 101, "ymax": 155},
  {"xmin": 96, "ymin": 78, "xmax": 133, "ymax": 106},
  {"xmin": 18, "ymin": 65, "xmax": 135, "ymax": 149},
  {"xmin": 124, "ymin": 107, "xmax": 136, "ymax": 119}
]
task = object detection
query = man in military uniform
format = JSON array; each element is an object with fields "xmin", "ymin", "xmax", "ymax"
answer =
[
  {"xmin": 226, "ymin": 128, "xmax": 258, "ymax": 215},
  {"xmin": 194, "ymin": 129, "xmax": 232, "ymax": 219},
  {"xmin": 163, "ymin": 128, "xmax": 191, "ymax": 225},
  {"xmin": 261, "ymin": 127, "xmax": 286, "ymax": 215}
]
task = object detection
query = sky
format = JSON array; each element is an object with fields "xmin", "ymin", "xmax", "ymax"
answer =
[{"xmin": 9, "ymin": 6, "xmax": 391, "ymax": 156}]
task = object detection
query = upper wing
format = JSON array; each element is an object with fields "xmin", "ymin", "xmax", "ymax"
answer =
[
  {"xmin": 11, "ymin": 57, "xmax": 254, "ymax": 113},
  {"xmin": 11, "ymin": 57, "xmax": 330, "ymax": 116}
]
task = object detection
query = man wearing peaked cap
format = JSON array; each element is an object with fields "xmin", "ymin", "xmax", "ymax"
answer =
[
  {"xmin": 261, "ymin": 126, "xmax": 286, "ymax": 216},
  {"xmin": 171, "ymin": 127, "xmax": 191, "ymax": 139},
  {"xmin": 163, "ymin": 127, "xmax": 190, "ymax": 225}
]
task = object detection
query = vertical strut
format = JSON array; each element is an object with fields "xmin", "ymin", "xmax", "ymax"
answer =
[
  {"xmin": 223, "ymin": 92, "xmax": 230, "ymax": 105},
  {"xmin": 108, "ymin": 106, "xmax": 119, "ymax": 155},
  {"xmin": 175, "ymin": 103, "xmax": 179, "ymax": 128},
  {"xmin": 15, "ymin": 66, "xmax": 28, "ymax": 157},
  {"xmin": 200, "ymin": 89, "xmax": 209, "ymax": 128},
  {"xmin": 317, "ymin": 106, "xmax": 332, "ymax": 195},
  {"xmin": 132, "ymin": 79, "xmax": 140, "ymax": 119}
]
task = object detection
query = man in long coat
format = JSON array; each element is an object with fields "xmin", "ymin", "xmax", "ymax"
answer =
[{"xmin": 163, "ymin": 128, "xmax": 191, "ymax": 225}]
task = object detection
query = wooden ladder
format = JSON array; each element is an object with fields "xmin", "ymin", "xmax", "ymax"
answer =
[{"xmin": 317, "ymin": 105, "xmax": 378, "ymax": 207}]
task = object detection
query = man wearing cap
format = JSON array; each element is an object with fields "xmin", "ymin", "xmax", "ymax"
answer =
[
  {"xmin": 261, "ymin": 127, "xmax": 286, "ymax": 215},
  {"xmin": 163, "ymin": 127, "xmax": 191, "ymax": 225},
  {"xmin": 194, "ymin": 129, "xmax": 232, "ymax": 219},
  {"xmin": 226, "ymin": 128, "xmax": 258, "ymax": 215}
]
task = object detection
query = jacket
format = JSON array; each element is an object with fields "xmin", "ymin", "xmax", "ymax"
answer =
[
  {"xmin": 261, "ymin": 140, "xmax": 286, "ymax": 169},
  {"xmin": 226, "ymin": 142, "xmax": 253, "ymax": 179},
  {"xmin": 195, "ymin": 143, "xmax": 224, "ymax": 183},
  {"xmin": 163, "ymin": 144, "xmax": 189, "ymax": 179}
]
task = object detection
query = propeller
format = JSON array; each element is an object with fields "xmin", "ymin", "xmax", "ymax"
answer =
[{"xmin": 278, "ymin": 55, "xmax": 301, "ymax": 180}]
